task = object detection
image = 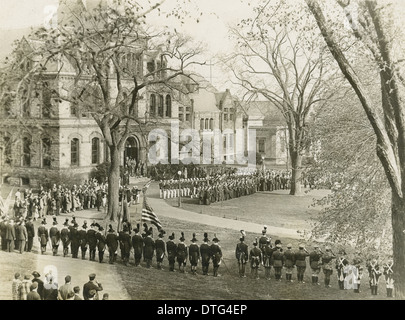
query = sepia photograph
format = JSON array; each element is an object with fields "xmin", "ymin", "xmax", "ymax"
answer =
[{"xmin": 0, "ymin": 0, "xmax": 404, "ymax": 308}]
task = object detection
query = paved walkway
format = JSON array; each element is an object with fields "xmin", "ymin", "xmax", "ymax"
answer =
[{"xmin": 133, "ymin": 180, "xmax": 303, "ymax": 240}]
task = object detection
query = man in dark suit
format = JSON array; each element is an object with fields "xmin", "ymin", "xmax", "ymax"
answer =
[
  {"xmin": 96, "ymin": 226, "xmax": 106, "ymax": 263},
  {"xmin": 155, "ymin": 229, "xmax": 166, "ymax": 270},
  {"xmin": 26, "ymin": 282, "xmax": 41, "ymax": 300},
  {"xmin": 188, "ymin": 233, "xmax": 200, "ymax": 275},
  {"xmin": 119, "ymin": 225, "xmax": 132, "ymax": 266},
  {"xmin": 106, "ymin": 225, "xmax": 119, "ymax": 264},
  {"xmin": 200, "ymin": 233, "xmax": 211, "ymax": 276},
  {"xmin": 131, "ymin": 224, "xmax": 143, "ymax": 267},
  {"xmin": 249, "ymin": 239, "xmax": 262, "ymax": 280},
  {"xmin": 37, "ymin": 218, "xmax": 49, "ymax": 254},
  {"xmin": 87, "ymin": 222, "xmax": 98, "ymax": 261},
  {"xmin": 83, "ymin": 273, "xmax": 103, "ymax": 300},
  {"xmin": 143, "ymin": 228, "xmax": 155, "ymax": 268},
  {"xmin": 176, "ymin": 232, "xmax": 188, "ymax": 273},
  {"xmin": 79, "ymin": 222, "xmax": 88, "ymax": 260},
  {"xmin": 31, "ymin": 271, "xmax": 44, "ymax": 300},
  {"xmin": 25, "ymin": 217, "xmax": 35, "ymax": 252},
  {"xmin": 70, "ymin": 223, "xmax": 80, "ymax": 259},
  {"xmin": 6, "ymin": 219, "xmax": 17, "ymax": 253},
  {"xmin": 16, "ymin": 220, "xmax": 28, "ymax": 254},
  {"xmin": 60, "ymin": 219, "xmax": 70, "ymax": 257},
  {"xmin": 235, "ymin": 234, "xmax": 249, "ymax": 278},
  {"xmin": 166, "ymin": 232, "xmax": 177, "ymax": 272},
  {"xmin": 49, "ymin": 218, "xmax": 60, "ymax": 256},
  {"xmin": 210, "ymin": 235, "xmax": 222, "ymax": 277}
]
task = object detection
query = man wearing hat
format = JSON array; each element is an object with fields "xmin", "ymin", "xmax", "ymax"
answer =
[
  {"xmin": 200, "ymin": 233, "xmax": 211, "ymax": 276},
  {"xmin": 272, "ymin": 242, "xmax": 284, "ymax": 281},
  {"xmin": 249, "ymin": 238, "xmax": 262, "ymax": 280},
  {"xmin": 87, "ymin": 222, "xmax": 98, "ymax": 261},
  {"xmin": 155, "ymin": 229, "xmax": 166, "ymax": 270},
  {"xmin": 96, "ymin": 226, "xmax": 107, "ymax": 263},
  {"xmin": 60, "ymin": 219, "xmax": 71, "ymax": 257},
  {"xmin": 210, "ymin": 235, "xmax": 222, "ymax": 277},
  {"xmin": 49, "ymin": 217, "xmax": 61, "ymax": 256},
  {"xmin": 119, "ymin": 224, "xmax": 132, "ymax": 266},
  {"xmin": 367, "ymin": 258, "xmax": 381, "ymax": 296},
  {"xmin": 31, "ymin": 271, "xmax": 44, "ymax": 300},
  {"xmin": 70, "ymin": 222, "xmax": 80, "ymax": 258},
  {"xmin": 131, "ymin": 224, "xmax": 144, "ymax": 267},
  {"xmin": 83, "ymin": 273, "xmax": 103, "ymax": 300},
  {"xmin": 79, "ymin": 221, "xmax": 88, "ymax": 260},
  {"xmin": 262, "ymin": 239, "xmax": 274, "ymax": 280},
  {"xmin": 25, "ymin": 217, "xmax": 35, "ymax": 252},
  {"xmin": 176, "ymin": 232, "xmax": 188, "ymax": 273},
  {"xmin": 309, "ymin": 244, "xmax": 323, "ymax": 285},
  {"xmin": 284, "ymin": 243, "xmax": 296, "ymax": 282},
  {"xmin": 166, "ymin": 232, "xmax": 177, "ymax": 272},
  {"xmin": 235, "ymin": 232, "xmax": 249, "ymax": 278},
  {"xmin": 321, "ymin": 246, "xmax": 336, "ymax": 288},
  {"xmin": 106, "ymin": 224, "xmax": 119, "ymax": 264},
  {"xmin": 37, "ymin": 218, "xmax": 49, "ymax": 254},
  {"xmin": 295, "ymin": 244, "xmax": 309, "ymax": 283},
  {"xmin": 258, "ymin": 226, "xmax": 270, "ymax": 254},
  {"xmin": 189, "ymin": 233, "xmax": 200, "ymax": 275}
]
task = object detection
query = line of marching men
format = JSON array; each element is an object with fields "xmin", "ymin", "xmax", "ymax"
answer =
[
  {"xmin": 240, "ymin": 227, "xmax": 395, "ymax": 298},
  {"xmin": 1, "ymin": 214, "xmax": 396, "ymax": 298}
]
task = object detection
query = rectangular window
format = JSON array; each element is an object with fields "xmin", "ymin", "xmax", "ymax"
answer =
[
  {"xmin": 185, "ymin": 113, "xmax": 191, "ymax": 122},
  {"xmin": 259, "ymin": 139, "xmax": 265, "ymax": 153}
]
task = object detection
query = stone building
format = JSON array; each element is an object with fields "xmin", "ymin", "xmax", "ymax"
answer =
[{"xmin": 0, "ymin": 0, "xmax": 294, "ymax": 188}]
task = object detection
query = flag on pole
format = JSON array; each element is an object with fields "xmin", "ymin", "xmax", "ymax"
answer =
[{"xmin": 141, "ymin": 180, "xmax": 162, "ymax": 230}]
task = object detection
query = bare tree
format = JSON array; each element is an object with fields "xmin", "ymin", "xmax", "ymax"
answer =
[
  {"xmin": 306, "ymin": 0, "xmax": 405, "ymax": 298},
  {"xmin": 223, "ymin": 0, "xmax": 333, "ymax": 195}
]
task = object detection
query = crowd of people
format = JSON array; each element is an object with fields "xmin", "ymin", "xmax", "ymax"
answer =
[
  {"xmin": 12, "ymin": 270, "xmax": 108, "ymax": 300},
  {"xmin": 11, "ymin": 179, "xmax": 109, "ymax": 221},
  {"xmin": 3, "ymin": 212, "xmax": 396, "ymax": 299},
  {"xmin": 158, "ymin": 168, "xmax": 292, "ymax": 205}
]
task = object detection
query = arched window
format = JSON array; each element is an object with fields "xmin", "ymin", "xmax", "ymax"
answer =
[
  {"xmin": 200, "ymin": 118, "xmax": 204, "ymax": 130},
  {"xmin": 91, "ymin": 137, "xmax": 100, "ymax": 165},
  {"xmin": 165, "ymin": 95, "xmax": 172, "ymax": 118},
  {"xmin": 71, "ymin": 138, "xmax": 80, "ymax": 166},
  {"xmin": 42, "ymin": 138, "xmax": 52, "ymax": 168},
  {"xmin": 22, "ymin": 136, "xmax": 31, "ymax": 167},
  {"xmin": 150, "ymin": 94, "xmax": 156, "ymax": 116},
  {"xmin": 205, "ymin": 119, "xmax": 209, "ymax": 130},
  {"xmin": 210, "ymin": 118, "xmax": 214, "ymax": 130},
  {"xmin": 158, "ymin": 95, "xmax": 164, "ymax": 117}
]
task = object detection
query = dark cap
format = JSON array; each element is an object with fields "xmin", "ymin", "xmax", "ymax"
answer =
[
  {"xmin": 89, "ymin": 273, "xmax": 96, "ymax": 280},
  {"xmin": 32, "ymin": 271, "xmax": 40, "ymax": 277}
]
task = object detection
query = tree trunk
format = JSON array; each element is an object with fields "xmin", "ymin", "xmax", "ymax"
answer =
[
  {"xmin": 108, "ymin": 145, "xmax": 121, "ymax": 222},
  {"xmin": 289, "ymin": 150, "xmax": 303, "ymax": 196},
  {"xmin": 391, "ymin": 192, "xmax": 405, "ymax": 299}
]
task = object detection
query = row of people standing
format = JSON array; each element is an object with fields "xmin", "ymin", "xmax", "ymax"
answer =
[
  {"xmin": 159, "ymin": 169, "xmax": 292, "ymax": 205},
  {"xmin": 239, "ymin": 228, "xmax": 395, "ymax": 298},
  {"xmin": 12, "ymin": 179, "xmax": 108, "ymax": 221}
]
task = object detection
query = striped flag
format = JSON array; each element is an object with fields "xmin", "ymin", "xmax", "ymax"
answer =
[{"xmin": 141, "ymin": 181, "xmax": 162, "ymax": 230}]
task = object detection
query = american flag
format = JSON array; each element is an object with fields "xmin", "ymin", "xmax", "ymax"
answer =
[{"xmin": 141, "ymin": 181, "xmax": 162, "ymax": 230}]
